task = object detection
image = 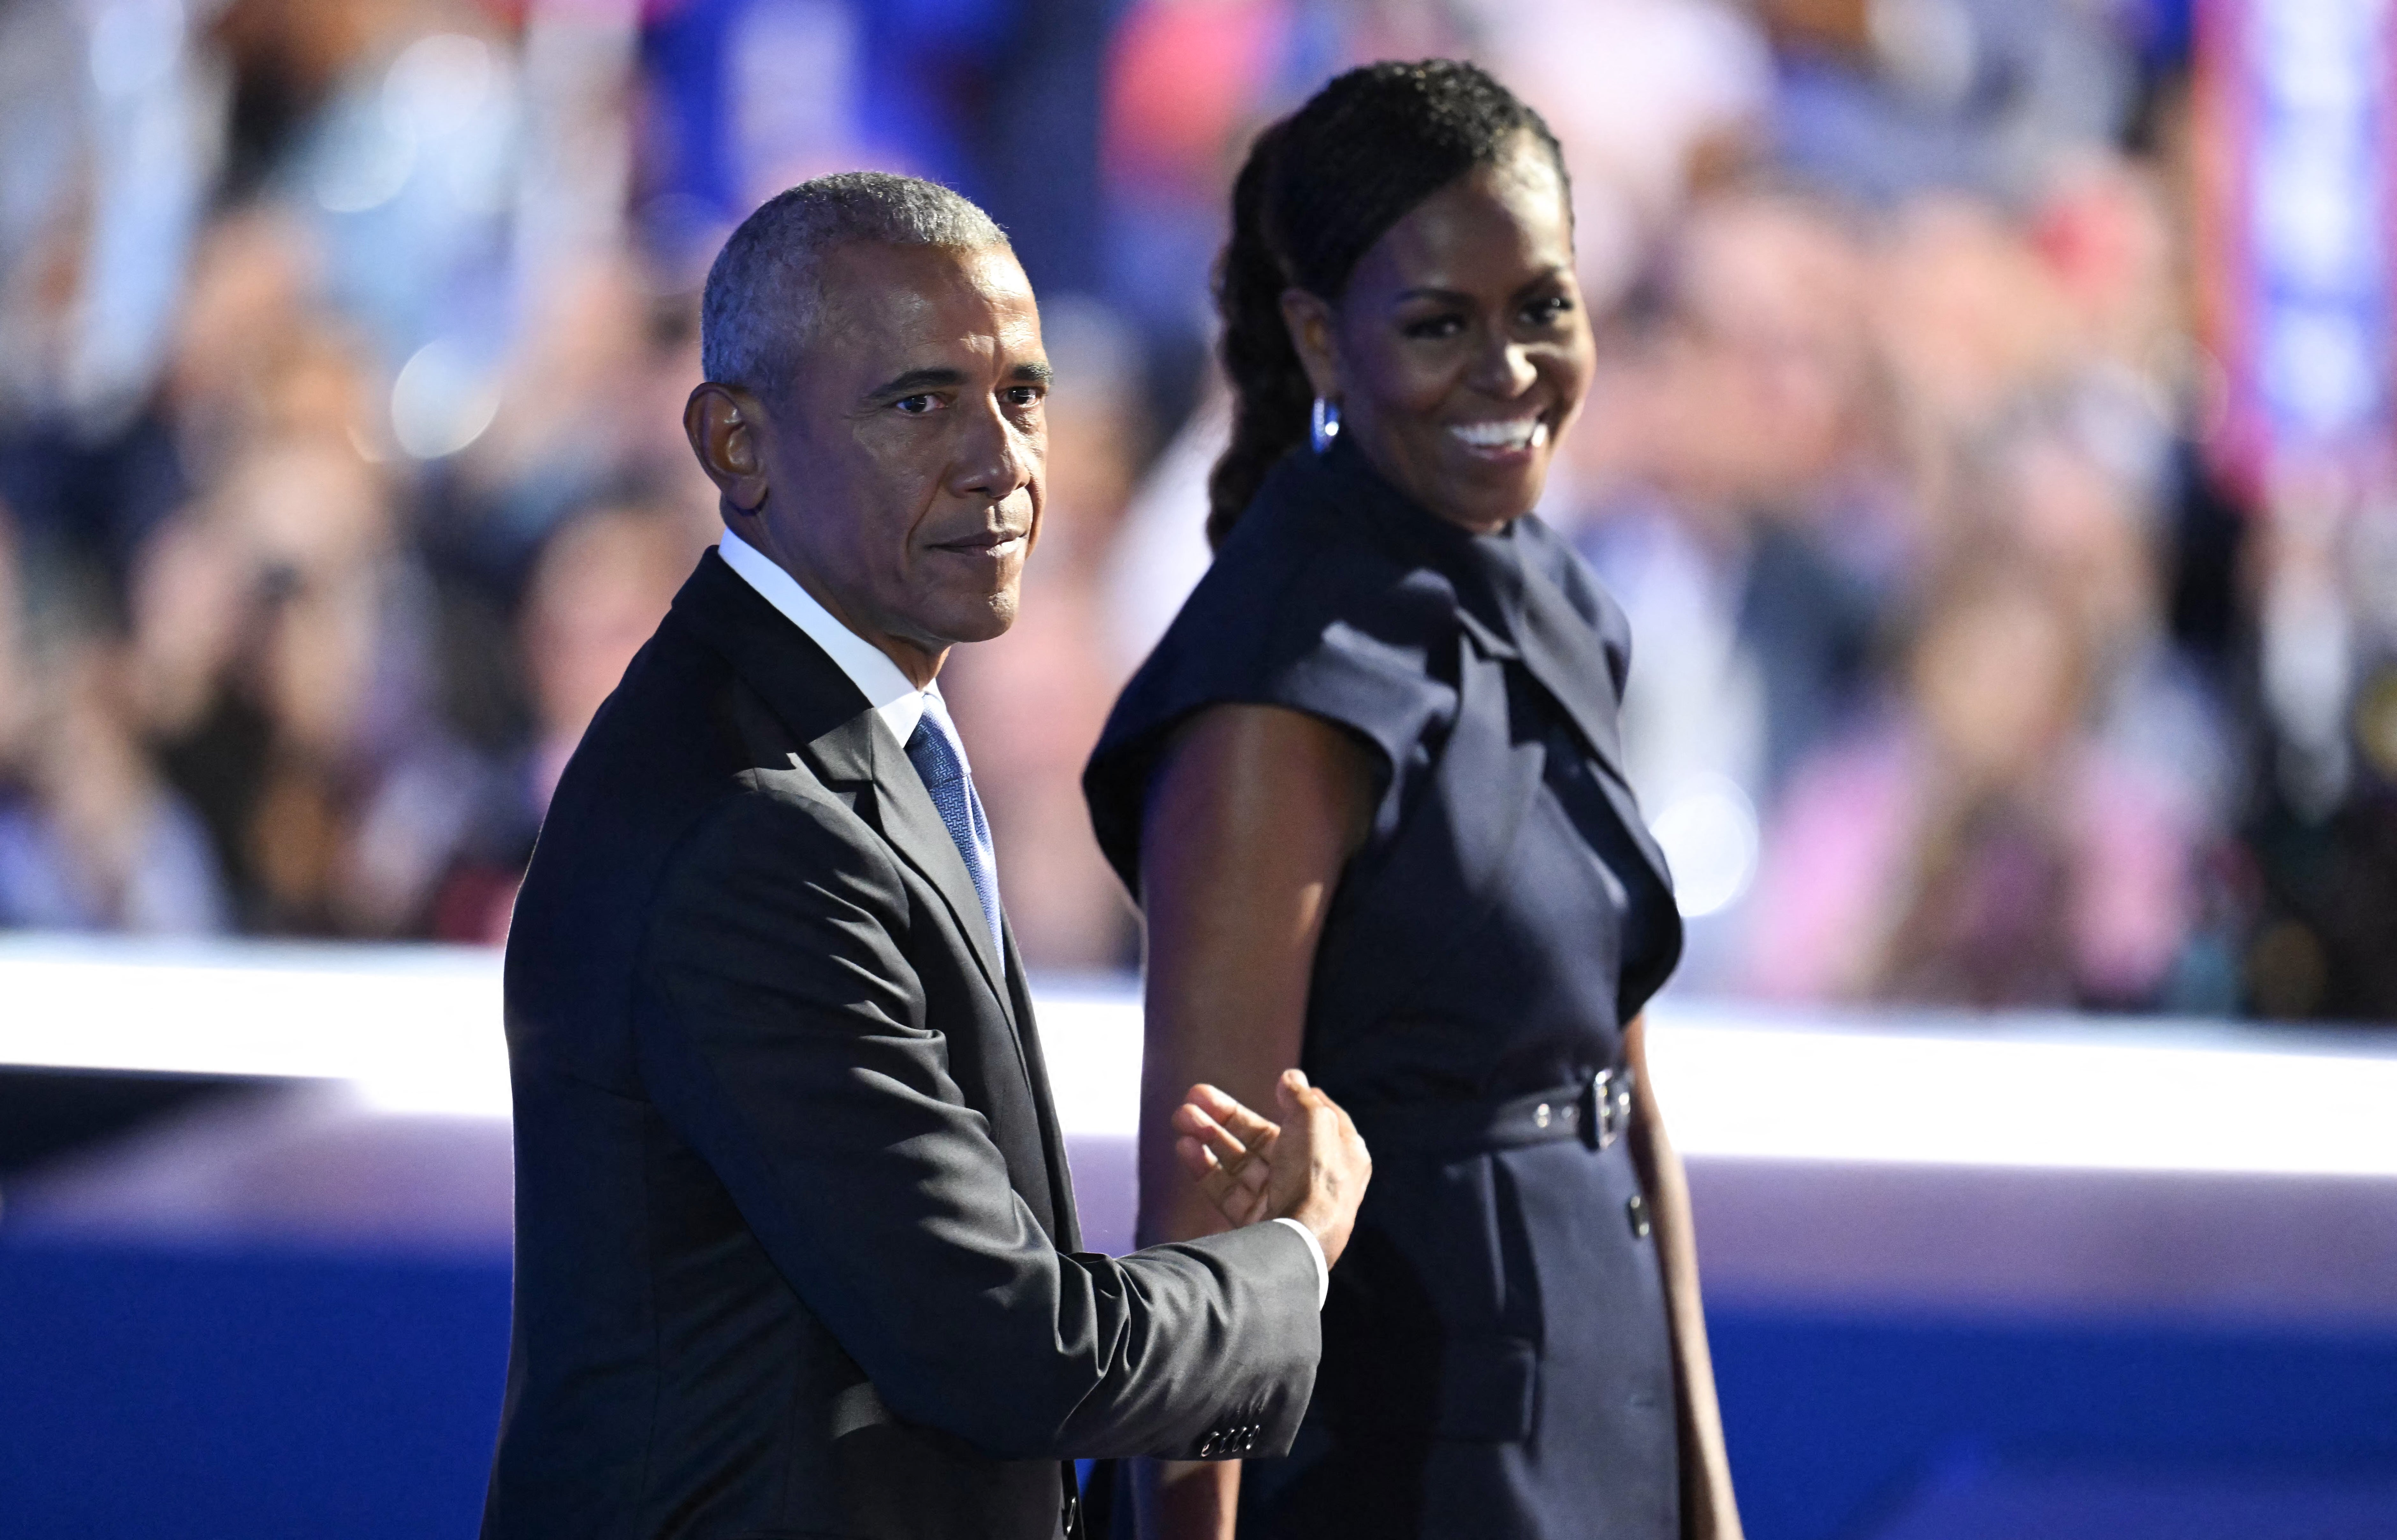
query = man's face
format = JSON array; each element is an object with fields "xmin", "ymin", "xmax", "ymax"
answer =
[{"xmin": 725, "ymin": 242, "xmax": 1050, "ymax": 675}]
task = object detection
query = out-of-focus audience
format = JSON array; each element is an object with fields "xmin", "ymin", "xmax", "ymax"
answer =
[
  {"xmin": 0, "ymin": 0, "xmax": 2389, "ymax": 1021},
  {"xmin": 1746, "ymin": 550, "xmax": 2197, "ymax": 1007}
]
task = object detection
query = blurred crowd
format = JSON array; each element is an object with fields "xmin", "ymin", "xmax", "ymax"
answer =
[{"xmin": 0, "ymin": 0, "xmax": 2390, "ymax": 1022}]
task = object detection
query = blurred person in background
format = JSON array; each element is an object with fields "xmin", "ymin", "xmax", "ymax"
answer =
[
  {"xmin": 129, "ymin": 434, "xmax": 470, "ymax": 936},
  {"xmin": 0, "ymin": 499, "xmax": 227, "ymax": 934},
  {"xmin": 1753, "ymin": 0, "xmax": 2139, "ymax": 206},
  {"xmin": 2240, "ymin": 480, "xmax": 2397, "ymax": 1022},
  {"xmin": 0, "ymin": 632, "xmax": 230, "ymax": 935},
  {"xmin": 510, "ymin": 498, "xmax": 705, "ymax": 839},
  {"xmin": 440, "ymin": 255, "xmax": 721, "ymax": 589},
  {"xmin": 1996, "ymin": 414, "xmax": 2238, "ymax": 837},
  {"xmin": 1869, "ymin": 193, "xmax": 2084, "ymax": 537},
  {"xmin": 1565, "ymin": 186, "xmax": 1891, "ymax": 985},
  {"xmin": 427, "ymin": 494, "xmax": 702, "ymax": 943},
  {"xmin": 1461, "ymin": 0, "xmax": 1774, "ymax": 312},
  {"xmin": 1087, "ymin": 62, "xmax": 1738, "ymax": 1540},
  {"xmin": 0, "ymin": 0, "xmax": 220, "ymax": 585},
  {"xmin": 163, "ymin": 208, "xmax": 367, "ymax": 483},
  {"xmin": 1748, "ymin": 548, "xmax": 2199, "ymax": 1007},
  {"xmin": 0, "ymin": 0, "xmax": 2370, "ymax": 1037}
]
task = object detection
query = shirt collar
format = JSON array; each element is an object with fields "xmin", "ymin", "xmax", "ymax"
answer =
[{"xmin": 717, "ymin": 527, "xmax": 930, "ymax": 745}]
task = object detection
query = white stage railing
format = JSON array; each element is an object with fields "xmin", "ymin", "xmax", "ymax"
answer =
[
  {"xmin": 4, "ymin": 934, "xmax": 2393, "ymax": 1178},
  {"xmin": 7, "ymin": 934, "xmax": 2397, "ymax": 1324}
]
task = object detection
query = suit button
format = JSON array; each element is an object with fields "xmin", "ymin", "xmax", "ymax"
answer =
[
  {"xmin": 1626, "ymin": 1194, "xmax": 1651, "ymax": 1239},
  {"xmin": 1198, "ymin": 1431, "xmax": 1220, "ymax": 1459}
]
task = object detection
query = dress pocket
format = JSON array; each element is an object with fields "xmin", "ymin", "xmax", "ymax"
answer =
[
  {"xmin": 1339, "ymin": 1149, "xmax": 1544, "ymax": 1445},
  {"xmin": 1435, "ymin": 1335, "xmax": 1539, "ymax": 1441}
]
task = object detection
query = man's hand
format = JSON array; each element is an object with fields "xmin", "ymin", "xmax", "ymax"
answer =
[{"xmin": 1170, "ymin": 1070, "xmax": 1370, "ymax": 1268}]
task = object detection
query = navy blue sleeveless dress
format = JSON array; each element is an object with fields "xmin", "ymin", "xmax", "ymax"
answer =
[{"xmin": 1083, "ymin": 437, "xmax": 1686, "ymax": 1539}]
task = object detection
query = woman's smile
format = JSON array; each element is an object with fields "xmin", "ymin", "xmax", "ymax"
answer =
[{"xmin": 1448, "ymin": 413, "xmax": 1552, "ymax": 460}]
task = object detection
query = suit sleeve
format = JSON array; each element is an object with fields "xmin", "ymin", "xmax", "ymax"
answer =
[{"xmin": 630, "ymin": 782, "xmax": 1320, "ymax": 1462}]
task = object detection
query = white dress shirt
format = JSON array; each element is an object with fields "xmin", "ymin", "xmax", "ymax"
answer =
[
  {"xmin": 717, "ymin": 528, "xmax": 1328, "ymax": 1306},
  {"xmin": 719, "ymin": 528, "xmax": 933, "ymax": 746}
]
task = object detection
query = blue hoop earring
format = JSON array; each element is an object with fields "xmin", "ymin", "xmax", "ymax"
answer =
[{"xmin": 1310, "ymin": 396, "xmax": 1341, "ymax": 454}]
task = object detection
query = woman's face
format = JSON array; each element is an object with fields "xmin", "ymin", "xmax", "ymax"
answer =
[{"xmin": 1286, "ymin": 134, "xmax": 1592, "ymax": 533}]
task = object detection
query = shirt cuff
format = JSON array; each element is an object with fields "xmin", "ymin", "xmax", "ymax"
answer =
[{"xmin": 1269, "ymin": 1216, "xmax": 1330, "ymax": 1307}]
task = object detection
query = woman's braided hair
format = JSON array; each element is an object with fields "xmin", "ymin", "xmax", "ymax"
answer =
[{"xmin": 1207, "ymin": 60, "xmax": 1569, "ymax": 546}]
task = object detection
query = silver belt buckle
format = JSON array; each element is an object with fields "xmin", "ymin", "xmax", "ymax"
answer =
[{"xmin": 1592, "ymin": 1068, "xmax": 1632, "ymax": 1150}]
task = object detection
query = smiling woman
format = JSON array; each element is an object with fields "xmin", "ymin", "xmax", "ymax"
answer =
[
  {"xmin": 1085, "ymin": 60, "xmax": 1740, "ymax": 1540},
  {"xmin": 1272, "ymin": 132, "xmax": 1587, "ymax": 534}
]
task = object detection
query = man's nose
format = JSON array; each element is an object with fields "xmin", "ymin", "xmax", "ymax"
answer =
[{"xmin": 948, "ymin": 394, "xmax": 1036, "ymax": 505}]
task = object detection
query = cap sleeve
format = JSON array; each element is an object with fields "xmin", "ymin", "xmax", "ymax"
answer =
[{"xmin": 1083, "ymin": 495, "xmax": 1462, "ymax": 899}]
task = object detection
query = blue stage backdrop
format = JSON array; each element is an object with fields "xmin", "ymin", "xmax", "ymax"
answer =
[{"xmin": 4, "ymin": 1235, "xmax": 2395, "ymax": 1540}]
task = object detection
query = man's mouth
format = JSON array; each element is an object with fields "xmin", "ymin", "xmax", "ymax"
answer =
[
  {"xmin": 1448, "ymin": 416, "xmax": 1550, "ymax": 457},
  {"xmin": 932, "ymin": 527, "xmax": 1027, "ymax": 556}
]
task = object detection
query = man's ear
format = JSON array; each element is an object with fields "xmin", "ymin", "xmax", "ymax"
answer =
[
  {"xmin": 683, "ymin": 384, "xmax": 772, "ymax": 516},
  {"xmin": 1279, "ymin": 288, "xmax": 1342, "ymax": 403}
]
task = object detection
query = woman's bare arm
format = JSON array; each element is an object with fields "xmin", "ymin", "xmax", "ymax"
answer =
[
  {"xmin": 1131, "ymin": 704, "xmax": 1375, "ymax": 1540},
  {"xmin": 1623, "ymin": 1013, "xmax": 1743, "ymax": 1540}
]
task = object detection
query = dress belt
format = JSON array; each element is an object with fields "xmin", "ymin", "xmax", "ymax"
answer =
[{"xmin": 1347, "ymin": 1067, "xmax": 1635, "ymax": 1157}]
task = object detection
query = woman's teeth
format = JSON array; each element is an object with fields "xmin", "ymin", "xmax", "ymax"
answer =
[{"xmin": 1450, "ymin": 418, "xmax": 1548, "ymax": 452}]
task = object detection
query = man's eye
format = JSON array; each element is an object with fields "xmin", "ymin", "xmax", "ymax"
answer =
[
  {"xmin": 894, "ymin": 394, "xmax": 939, "ymax": 415},
  {"xmin": 1002, "ymin": 386, "xmax": 1045, "ymax": 408}
]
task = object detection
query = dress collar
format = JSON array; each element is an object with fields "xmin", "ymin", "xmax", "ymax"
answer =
[
  {"xmin": 1310, "ymin": 435, "xmax": 1525, "ymax": 641},
  {"xmin": 1303, "ymin": 437, "xmax": 1639, "ymax": 785}
]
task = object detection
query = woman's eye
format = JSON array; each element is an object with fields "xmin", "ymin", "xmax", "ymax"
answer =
[
  {"xmin": 1523, "ymin": 296, "xmax": 1573, "ymax": 327},
  {"xmin": 1403, "ymin": 314, "xmax": 1466, "ymax": 341}
]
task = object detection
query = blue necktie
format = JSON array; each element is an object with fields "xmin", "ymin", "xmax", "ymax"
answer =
[{"xmin": 904, "ymin": 691, "xmax": 1006, "ymax": 962}]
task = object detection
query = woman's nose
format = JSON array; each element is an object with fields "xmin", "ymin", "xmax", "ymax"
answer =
[{"xmin": 1471, "ymin": 338, "xmax": 1538, "ymax": 397}]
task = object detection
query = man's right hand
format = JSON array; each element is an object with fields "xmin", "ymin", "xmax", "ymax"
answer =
[{"xmin": 1170, "ymin": 1071, "xmax": 1371, "ymax": 1268}]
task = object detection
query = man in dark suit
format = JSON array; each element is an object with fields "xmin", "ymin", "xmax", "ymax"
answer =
[{"xmin": 482, "ymin": 173, "xmax": 1370, "ymax": 1540}]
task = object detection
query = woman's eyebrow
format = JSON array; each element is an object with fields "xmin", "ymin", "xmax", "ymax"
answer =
[{"xmin": 1391, "ymin": 267, "xmax": 1574, "ymax": 307}]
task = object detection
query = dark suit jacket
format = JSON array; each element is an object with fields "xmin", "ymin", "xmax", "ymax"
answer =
[{"xmin": 482, "ymin": 551, "xmax": 1320, "ymax": 1540}]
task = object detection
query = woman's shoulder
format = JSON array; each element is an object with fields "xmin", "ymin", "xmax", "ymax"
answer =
[
  {"xmin": 1132, "ymin": 454, "xmax": 1467, "ymax": 704},
  {"xmin": 1084, "ymin": 454, "xmax": 1470, "ymax": 885}
]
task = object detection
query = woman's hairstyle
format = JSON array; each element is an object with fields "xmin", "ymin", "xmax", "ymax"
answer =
[{"xmin": 1207, "ymin": 60, "xmax": 1569, "ymax": 545}]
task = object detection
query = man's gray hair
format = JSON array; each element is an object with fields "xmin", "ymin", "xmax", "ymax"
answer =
[{"xmin": 700, "ymin": 172, "xmax": 1009, "ymax": 399}]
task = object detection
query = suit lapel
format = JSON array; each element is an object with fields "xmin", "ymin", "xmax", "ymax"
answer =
[
  {"xmin": 1335, "ymin": 448, "xmax": 1640, "ymax": 813},
  {"xmin": 1507, "ymin": 557, "xmax": 1627, "ymax": 780},
  {"xmin": 1445, "ymin": 556, "xmax": 1675, "ymax": 899},
  {"xmin": 667, "ymin": 550, "xmax": 1019, "ymax": 1029},
  {"xmin": 673, "ymin": 549, "xmax": 1066, "ymax": 1239},
  {"xmin": 1317, "ymin": 449, "xmax": 1684, "ymax": 979},
  {"xmin": 1507, "ymin": 557, "xmax": 1677, "ymax": 896}
]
